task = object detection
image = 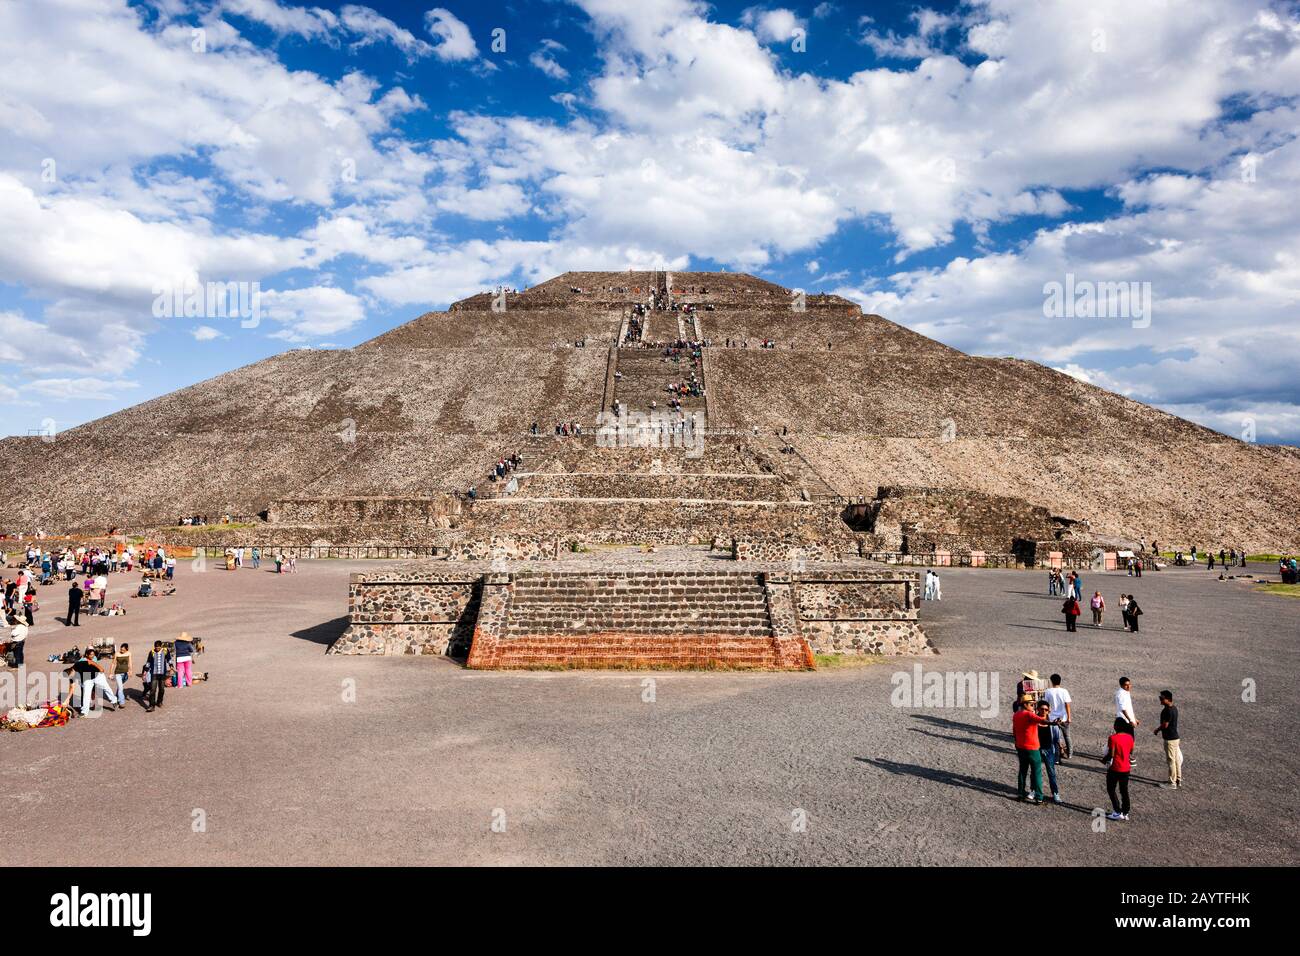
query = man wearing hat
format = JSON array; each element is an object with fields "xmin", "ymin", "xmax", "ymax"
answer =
[
  {"xmin": 1017, "ymin": 670, "xmax": 1045, "ymax": 704},
  {"xmin": 1013, "ymin": 693, "xmax": 1052, "ymax": 803}
]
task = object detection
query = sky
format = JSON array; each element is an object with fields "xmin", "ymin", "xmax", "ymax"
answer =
[{"xmin": 1, "ymin": 0, "xmax": 1298, "ymax": 443}]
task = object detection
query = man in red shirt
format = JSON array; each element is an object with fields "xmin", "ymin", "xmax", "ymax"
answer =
[{"xmin": 1013, "ymin": 695, "xmax": 1051, "ymax": 803}]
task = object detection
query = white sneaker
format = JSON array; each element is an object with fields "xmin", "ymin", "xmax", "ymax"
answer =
[{"xmin": 1106, "ymin": 811, "xmax": 1124, "ymax": 820}]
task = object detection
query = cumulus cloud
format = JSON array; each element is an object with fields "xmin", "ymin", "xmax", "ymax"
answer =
[{"xmin": 423, "ymin": 7, "xmax": 478, "ymax": 62}]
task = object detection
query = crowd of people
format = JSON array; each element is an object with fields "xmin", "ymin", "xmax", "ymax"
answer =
[{"xmin": 1013, "ymin": 672, "xmax": 1183, "ymax": 819}]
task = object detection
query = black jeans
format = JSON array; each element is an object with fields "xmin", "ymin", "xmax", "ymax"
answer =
[
  {"xmin": 147, "ymin": 676, "xmax": 166, "ymax": 709},
  {"xmin": 67, "ymin": 602, "xmax": 80, "ymax": 625},
  {"xmin": 1107, "ymin": 769, "xmax": 1131, "ymax": 814},
  {"xmin": 1065, "ymin": 615, "xmax": 1076, "ymax": 631}
]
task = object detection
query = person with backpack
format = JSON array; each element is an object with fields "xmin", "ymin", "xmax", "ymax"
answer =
[{"xmin": 1126, "ymin": 596, "xmax": 1144, "ymax": 633}]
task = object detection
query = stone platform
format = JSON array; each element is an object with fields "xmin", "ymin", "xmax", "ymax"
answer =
[{"xmin": 330, "ymin": 553, "xmax": 934, "ymax": 668}]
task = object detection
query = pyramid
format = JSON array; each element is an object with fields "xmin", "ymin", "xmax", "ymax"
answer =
[{"xmin": 2, "ymin": 269, "xmax": 1297, "ymax": 553}]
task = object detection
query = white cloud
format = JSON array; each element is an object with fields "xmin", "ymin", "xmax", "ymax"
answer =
[
  {"xmin": 218, "ymin": 0, "xmax": 338, "ymax": 40},
  {"xmin": 740, "ymin": 8, "xmax": 804, "ymax": 45},
  {"xmin": 530, "ymin": 39, "xmax": 570, "ymax": 80},
  {"xmin": 423, "ymin": 7, "xmax": 478, "ymax": 62},
  {"xmin": 191, "ymin": 325, "xmax": 226, "ymax": 341},
  {"xmin": 339, "ymin": 5, "xmax": 433, "ymax": 61},
  {"xmin": 259, "ymin": 286, "xmax": 367, "ymax": 341}
]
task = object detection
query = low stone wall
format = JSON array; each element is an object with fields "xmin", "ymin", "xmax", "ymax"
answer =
[
  {"xmin": 269, "ymin": 496, "xmax": 463, "ymax": 526},
  {"xmin": 469, "ymin": 497, "xmax": 846, "ymax": 538},
  {"xmin": 330, "ymin": 571, "xmax": 481, "ymax": 655},
  {"xmin": 792, "ymin": 569, "xmax": 935, "ymax": 656},
  {"xmin": 333, "ymin": 561, "xmax": 933, "ymax": 664},
  {"xmin": 517, "ymin": 472, "xmax": 791, "ymax": 501},
  {"xmin": 731, "ymin": 538, "xmax": 851, "ymax": 562}
]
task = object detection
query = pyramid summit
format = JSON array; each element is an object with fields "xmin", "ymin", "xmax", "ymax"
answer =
[{"xmin": 2, "ymin": 269, "xmax": 1297, "ymax": 554}]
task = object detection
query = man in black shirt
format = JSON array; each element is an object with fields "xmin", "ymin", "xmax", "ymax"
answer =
[
  {"xmin": 66, "ymin": 581, "xmax": 82, "ymax": 626},
  {"xmin": 1154, "ymin": 690, "xmax": 1183, "ymax": 789}
]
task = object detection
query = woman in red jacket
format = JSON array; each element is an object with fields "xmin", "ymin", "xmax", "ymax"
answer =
[{"xmin": 1062, "ymin": 594, "xmax": 1081, "ymax": 632}]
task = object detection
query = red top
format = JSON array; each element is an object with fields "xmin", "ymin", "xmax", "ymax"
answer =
[
  {"xmin": 1108, "ymin": 732, "xmax": 1134, "ymax": 772},
  {"xmin": 1013, "ymin": 709, "xmax": 1045, "ymax": 750}
]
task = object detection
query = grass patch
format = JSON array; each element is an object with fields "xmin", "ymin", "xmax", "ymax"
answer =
[
  {"xmin": 813, "ymin": 653, "xmax": 888, "ymax": 669},
  {"xmin": 1255, "ymin": 583, "xmax": 1300, "ymax": 598}
]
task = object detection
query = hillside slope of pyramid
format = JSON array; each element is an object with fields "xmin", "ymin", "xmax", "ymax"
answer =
[{"xmin": 3, "ymin": 270, "xmax": 1297, "ymax": 550}]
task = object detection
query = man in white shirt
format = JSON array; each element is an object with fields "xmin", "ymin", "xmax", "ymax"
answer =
[
  {"xmin": 1044, "ymin": 673, "xmax": 1073, "ymax": 759},
  {"xmin": 1115, "ymin": 676, "xmax": 1139, "ymax": 733}
]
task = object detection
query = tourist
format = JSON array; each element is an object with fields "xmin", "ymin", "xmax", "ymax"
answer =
[
  {"xmin": 1017, "ymin": 670, "xmax": 1045, "ymax": 704},
  {"xmin": 174, "ymin": 632, "xmax": 196, "ymax": 687},
  {"xmin": 251, "ymin": 546, "xmax": 261, "ymax": 569},
  {"xmin": 7, "ymin": 613, "xmax": 26, "ymax": 667},
  {"xmin": 112, "ymin": 642, "xmax": 132, "ymax": 706},
  {"xmin": 1061, "ymin": 593, "xmax": 1081, "ymax": 631},
  {"xmin": 1036, "ymin": 700, "xmax": 1062, "ymax": 803},
  {"xmin": 1043, "ymin": 674, "xmax": 1073, "ymax": 759},
  {"xmin": 1119, "ymin": 593, "xmax": 1131, "ymax": 631},
  {"xmin": 1048, "ymin": 569, "xmax": 1059, "ymax": 596},
  {"xmin": 1090, "ymin": 590, "xmax": 1105, "ymax": 627},
  {"xmin": 930, "ymin": 571, "xmax": 942, "ymax": 601},
  {"xmin": 1102, "ymin": 717, "xmax": 1135, "ymax": 821},
  {"xmin": 1115, "ymin": 676, "xmax": 1139, "ymax": 736},
  {"xmin": 66, "ymin": 578, "xmax": 82, "ymax": 626},
  {"xmin": 66, "ymin": 650, "xmax": 118, "ymax": 715},
  {"xmin": 1013, "ymin": 695, "xmax": 1050, "ymax": 804},
  {"xmin": 144, "ymin": 640, "xmax": 171, "ymax": 712},
  {"xmin": 1126, "ymin": 595, "xmax": 1143, "ymax": 633},
  {"xmin": 1071, "ymin": 571, "xmax": 1083, "ymax": 601},
  {"xmin": 166, "ymin": 554, "xmax": 176, "ymax": 579},
  {"xmin": 274, "ymin": 551, "xmax": 284, "ymax": 574},
  {"xmin": 1154, "ymin": 690, "xmax": 1183, "ymax": 789}
]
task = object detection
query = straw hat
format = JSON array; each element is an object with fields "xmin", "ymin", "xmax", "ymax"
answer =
[
  {"xmin": 178, "ymin": 632, "xmax": 192, "ymax": 642},
  {"xmin": 1022, "ymin": 669, "xmax": 1039, "ymax": 680}
]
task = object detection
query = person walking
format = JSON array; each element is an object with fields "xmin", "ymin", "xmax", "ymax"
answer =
[
  {"xmin": 1013, "ymin": 696, "xmax": 1051, "ymax": 804},
  {"xmin": 1036, "ymin": 700, "xmax": 1062, "ymax": 803},
  {"xmin": 174, "ymin": 632, "xmax": 196, "ymax": 688},
  {"xmin": 1119, "ymin": 593, "xmax": 1131, "ymax": 631},
  {"xmin": 1126, "ymin": 595, "xmax": 1143, "ymax": 633},
  {"xmin": 1090, "ymin": 591, "xmax": 1105, "ymax": 627},
  {"xmin": 1154, "ymin": 690, "xmax": 1183, "ymax": 789},
  {"xmin": 66, "ymin": 579, "xmax": 82, "ymax": 626},
  {"xmin": 1043, "ymin": 673, "xmax": 1073, "ymax": 759},
  {"xmin": 1061, "ymin": 593, "xmax": 1081, "ymax": 631},
  {"xmin": 930, "ymin": 571, "xmax": 941, "ymax": 601},
  {"xmin": 1103, "ymin": 717, "xmax": 1135, "ymax": 821},
  {"xmin": 112, "ymin": 642, "xmax": 132, "ymax": 706},
  {"xmin": 144, "ymin": 641, "xmax": 171, "ymax": 712}
]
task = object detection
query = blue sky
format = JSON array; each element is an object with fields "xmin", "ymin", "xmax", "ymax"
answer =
[{"xmin": 1, "ymin": 0, "xmax": 1298, "ymax": 442}]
